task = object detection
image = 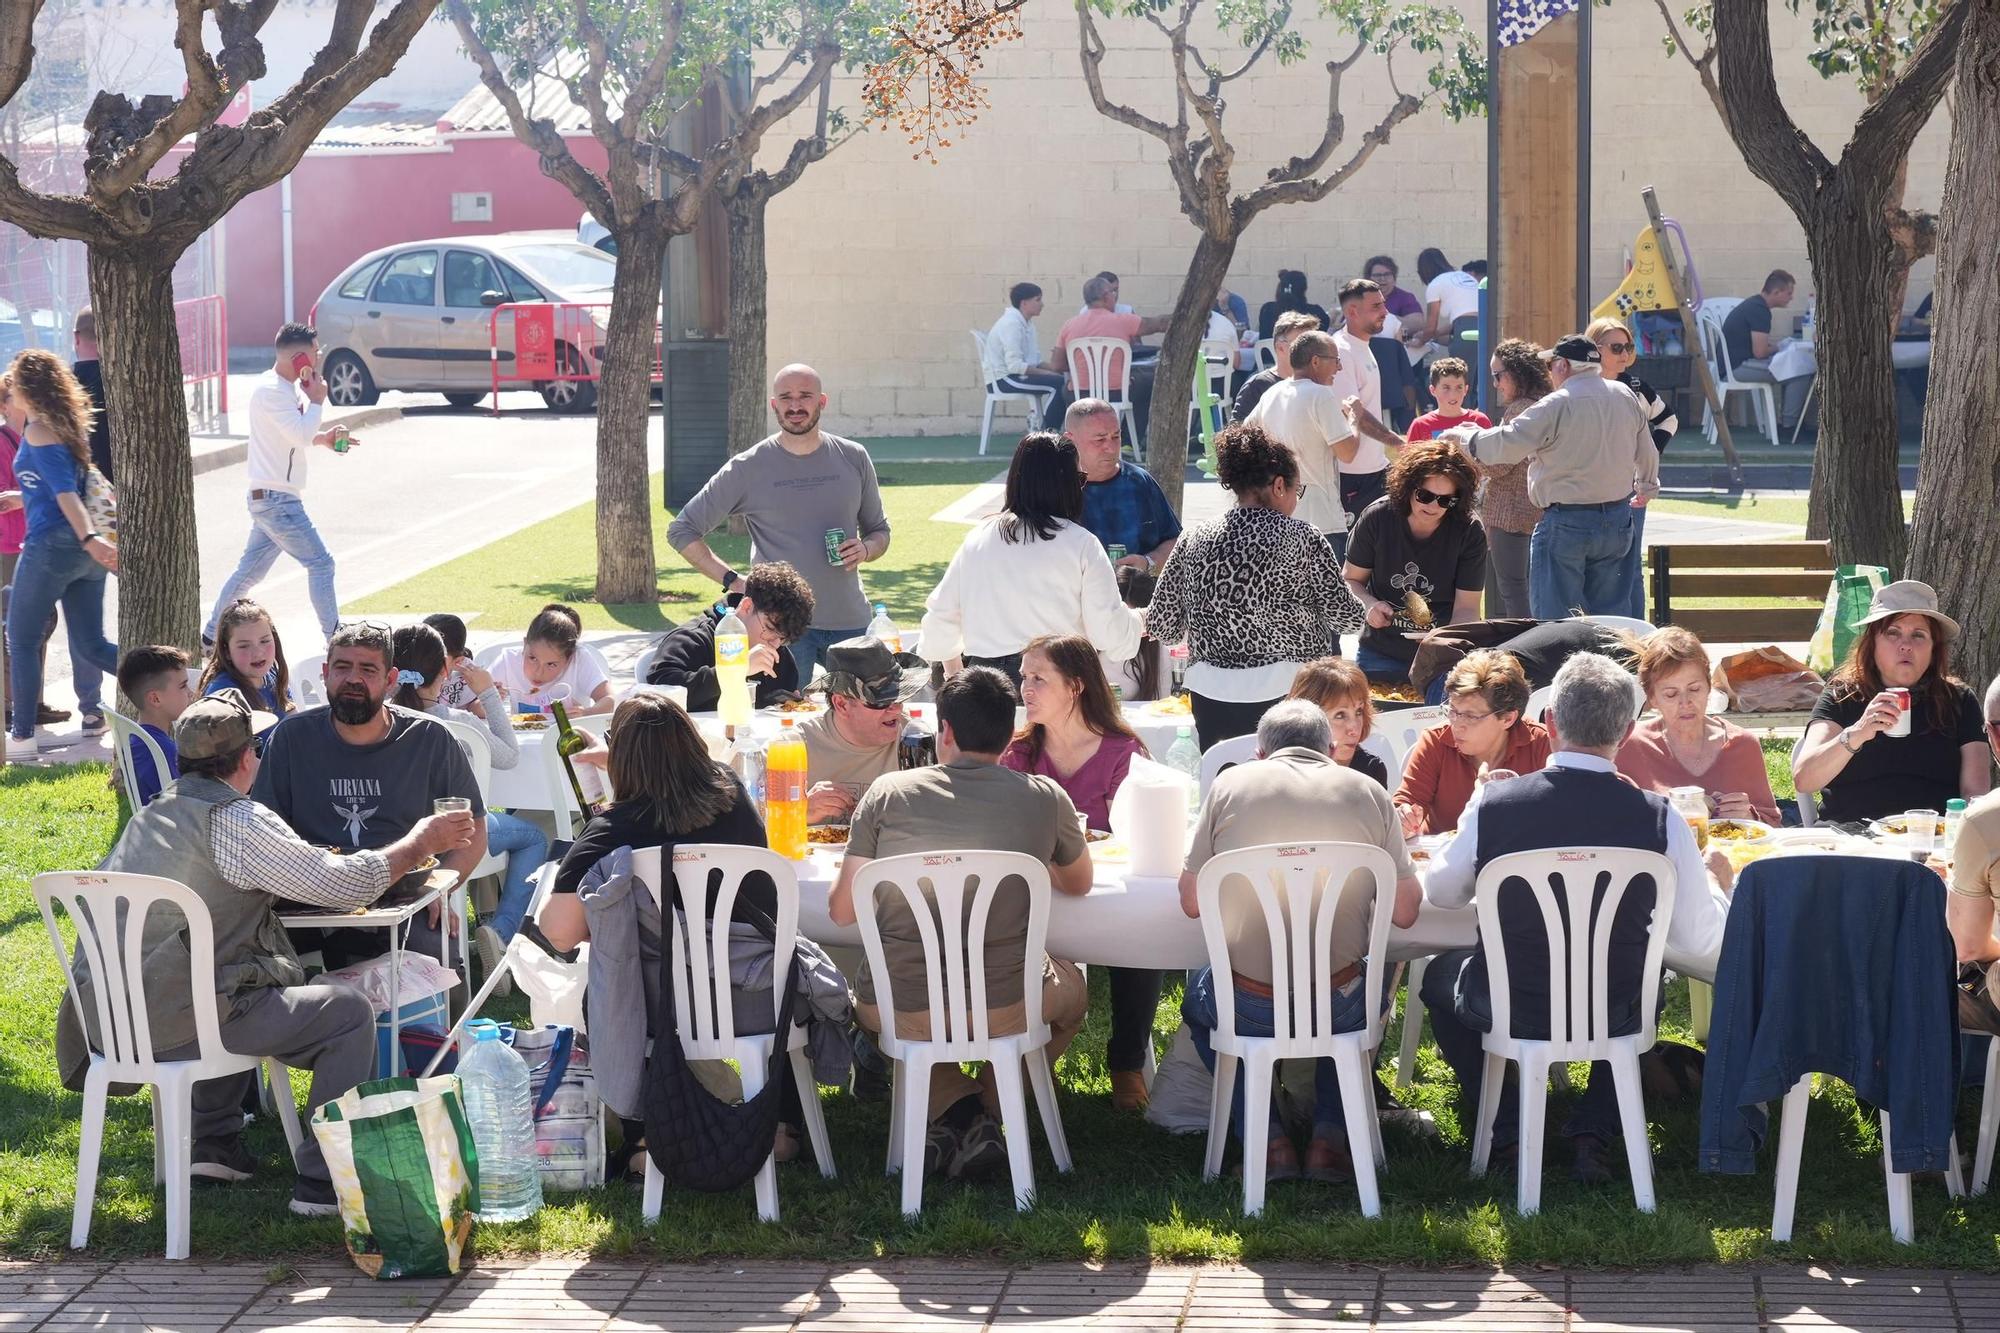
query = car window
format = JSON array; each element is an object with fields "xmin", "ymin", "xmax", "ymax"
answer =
[
  {"xmin": 371, "ymin": 250, "xmax": 438, "ymax": 306},
  {"xmin": 502, "ymin": 244, "xmax": 616, "ymax": 294},
  {"xmin": 496, "ymin": 260, "xmax": 544, "ymax": 304},
  {"xmin": 337, "ymin": 258, "xmax": 386, "ymax": 300},
  {"xmin": 443, "ymin": 251, "xmax": 504, "ymax": 309}
]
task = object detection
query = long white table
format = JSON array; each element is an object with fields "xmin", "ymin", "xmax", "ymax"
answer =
[{"xmin": 784, "ymin": 846, "xmax": 1722, "ymax": 982}]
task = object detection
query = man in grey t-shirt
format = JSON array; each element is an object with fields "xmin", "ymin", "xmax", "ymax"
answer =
[{"xmin": 666, "ymin": 363, "xmax": 892, "ymax": 680}]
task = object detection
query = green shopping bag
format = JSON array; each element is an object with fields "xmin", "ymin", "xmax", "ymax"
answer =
[
  {"xmin": 1806, "ymin": 565, "xmax": 1890, "ymax": 675},
  {"xmin": 311, "ymin": 1075, "xmax": 480, "ymax": 1279}
]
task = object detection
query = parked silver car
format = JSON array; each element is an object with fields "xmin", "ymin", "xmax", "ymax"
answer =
[{"xmin": 309, "ymin": 235, "xmax": 620, "ymax": 412}]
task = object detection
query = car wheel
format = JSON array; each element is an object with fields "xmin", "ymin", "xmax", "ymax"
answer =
[
  {"xmin": 443, "ymin": 392, "xmax": 484, "ymax": 409},
  {"xmin": 324, "ymin": 351, "xmax": 378, "ymax": 407},
  {"xmin": 538, "ymin": 344, "xmax": 598, "ymax": 414}
]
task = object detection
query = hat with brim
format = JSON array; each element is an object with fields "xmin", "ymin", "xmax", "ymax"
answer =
[
  {"xmin": 176, "ymin": 687, "xmax": 281, "ymax": 761},
  {"xmin": 1854, "ymin": 579, "xmax": 1959, "ymax": 643},
  {"xmin": 1541, "ymin": 334, "xmax": 1601, "ymax": 365},
  {"xmin": 812, "ymin": 636, "xmax": 930, "ymax": 708}
]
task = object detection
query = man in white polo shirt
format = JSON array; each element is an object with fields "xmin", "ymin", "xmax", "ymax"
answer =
[
  {"xmin": 1245, "ymin": 330, "xmax": 1359, "ymax": 555},
  {"xmin": 203, "ymin": 323, "xmax": 356, "ymax": 648}
]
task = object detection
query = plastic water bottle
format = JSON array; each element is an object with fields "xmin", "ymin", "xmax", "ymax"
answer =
[
  {"xmin": 766, "ymin": 719, "xmax": 809, "ymax": 859},
  {"xmin": 1165, "ymin": 726, "xmax": 1202, "ymax": 813},
  {"xmin": 731, "ymin": 730, "xmax": 768, "ymax": 823},
  {"xmin": 1944, "ymin": 798, "xmax": 1969, "ymax": 861},
  {"xmin": 1801, "ymin": 296, "xmax": 1816, "ymax": 343},
  {"xmin": 714, "ymin": 601, "xmax": 751, "ymax": 729},
  {"xmin": 456, "ymin": 1019, "xmax": 542, "ymax": 1222},
  {"xmin": 867, "ymin": 602, "xmax": 902, "ymax": 654}
]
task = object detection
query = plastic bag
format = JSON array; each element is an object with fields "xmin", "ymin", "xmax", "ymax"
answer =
[
  {"xmin": 321, "ymin": 953, "xmax": 458, "ymax": 1013},
  {"xmin": 311, "ymin": 1075, "xmax": 479, "ymax": 1279},
  {"xmin": 1806, "ymin": 565, "xmax": 1889, "ymax": 675},
  {"xmin": 1712, "ymin": 646, "xmax": 1824, "ymax": 713},
  {"xmin": 513, "ymin": 940, "xmax": 589, "ymax": 1033},
  {"xmin": 506, "ymin": 1025, "xmax": 604, "ymax": 1191}
]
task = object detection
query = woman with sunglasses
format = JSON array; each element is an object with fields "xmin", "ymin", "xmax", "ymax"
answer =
[
  {"xmin": 1341, "ymin": 441, "xmax": 1487, "ymax": 683},
  {"xmin": 1586, "ymin": 317, "xmax": 1677, "ymax": 619}
]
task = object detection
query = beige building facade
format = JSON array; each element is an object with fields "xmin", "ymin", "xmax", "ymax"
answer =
[{"xmin": 753, "ymin": 0, "xmax": 1947, "ymax": 437}]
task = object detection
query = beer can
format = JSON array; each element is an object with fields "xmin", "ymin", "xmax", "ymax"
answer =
[
  {"xmin": 1106, "ymin": 544, "xmax": 1128, "ymax": 563},
  {"xmin": 1887, "ymin": 686, "xmax": 1912, "ymax": 737},
  {"xmin": 825, "ymin": 528, "xmax": 846, "ymax": 565}
]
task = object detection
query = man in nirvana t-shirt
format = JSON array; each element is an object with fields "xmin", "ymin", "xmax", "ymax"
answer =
[{"xmin": 252, "ymin": 623, "xmax": 485, "ymax": 962}]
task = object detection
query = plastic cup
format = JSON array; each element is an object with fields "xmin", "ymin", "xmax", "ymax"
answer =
[
  {"xmin": 434, "ymin": 797, "xmax": 471, "ymax": 816},
  {"xmin": 1902, "ymin": 809, "xmax": 1937, "ymax": 861}
]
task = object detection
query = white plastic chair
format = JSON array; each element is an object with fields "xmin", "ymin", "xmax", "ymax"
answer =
[
  {"xmin": 972, "ymin": 330, "xmax": 1049, "ymax": 456},
  {"xmin": 1195, "ymin": 842, "xmax": 1399, "ymax": 1217},
  {"xmin": 1198, "ymin": 734, "xmax": 1259, "ymax": 799},
  {"xmin": 852, "ymin": 850, "xmax": 1073, "ymax": 1217},
  {"xmin": 107, "ymin": 710, "xmax": 171, "ymax": 808},
  {"xmin": 630, "ymin": 640, "xmax": 663, "ymax": 691},
  {"xmin": 1772, "ymin": 1071, "xmax": 1965, "ymax": 1245},
  {"xmin": 1971, "ymin": 1036, "xmax": 2000, "ymax": 1198},
  {"xmin": 1583, "ymin": 614, "xmax": 1657, "ymax": 636},
  {"xmin": 1374, "ymin": 705, "xmax": 1448, "ymax": 785},
  {"xmin": 1522, "ymin": 686, "xmax": 1553, "ymax": 725},
  {"xmin": 437, "ymin": 719, "xmax": 508, "ymax": 949},
  {"xmin": 633, "ymin": 844, "xmax": 835, "ymax": 1224},
  {"xmin": 1254, "ymin": 338, "xmax": 1276, "ymax": 371},
  {"xmin": 36, "ymin": 871, "xmax": 305, "ymax": 1260},
  {"xmin": 1066, "ymin": 336, "xmax": 1137, "ymax": 451},
  {"xmin": 1466, "ymin": 847, "xmax": 1677, "ymax": 1216},
  {"xmin": 292, "ymin": 654, "xmax": 326, "ymax": 708},
  {"xmin": 1695, "ymin": 299, "xmax": 1779, "ymax": 443},
  {"xmin": 1787, "ymin": 733, "xmax": 1819, "ymax": 827}
]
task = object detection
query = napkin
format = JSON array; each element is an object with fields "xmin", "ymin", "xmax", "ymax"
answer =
[{"xmin": 1110, "ymin": 754, "xmax": 1193, "ymax": 878}]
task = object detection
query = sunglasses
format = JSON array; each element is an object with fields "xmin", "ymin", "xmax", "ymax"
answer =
[
  {"xmin": 1412, "ymin": 486, "xmax": 1458, "ymax": 509},
  {"xmin": 1604, "ymin": 342, "xmax": 1635, "ymax": 355}
]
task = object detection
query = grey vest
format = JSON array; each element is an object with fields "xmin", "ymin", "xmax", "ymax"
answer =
[{"xmin": 70, "ymin": 775, "xmax": 307, "ymax": 1060}]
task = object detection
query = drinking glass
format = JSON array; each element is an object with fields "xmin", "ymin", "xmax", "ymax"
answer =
[
  {"xmin": 434, "ymin": 797, "xmax": 472, "ymax": 816},
  {"xmin": 1902, "ymin": 809, "xmax": 1938, "ymax": 861}
]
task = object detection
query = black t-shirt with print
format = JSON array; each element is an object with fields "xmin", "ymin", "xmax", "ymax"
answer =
[
  {"xmin": 1345, "ymin": 498, "xmax": 1489, "ymax": 666},
  {"xmin": 251, "ymin": 704, "xmax": 485, "ymax": 851},
  {"xmin": 1807, "ymin": 681, "xmax": 1985, "ymax": 824}
]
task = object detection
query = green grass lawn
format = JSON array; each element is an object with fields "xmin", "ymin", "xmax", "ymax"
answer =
[
  {"xmin": 11, "ymin": 746, "xmax": 2000, "ymax": 1267},
  {"xmin": 353, "ymin": 463, "xmax": 1000, "ymax": 633}
]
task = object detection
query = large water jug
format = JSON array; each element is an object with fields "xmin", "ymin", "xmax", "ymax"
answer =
[{"xmin": 457, "ymin": 1019, "xmax": 543, "ymax": 1222}]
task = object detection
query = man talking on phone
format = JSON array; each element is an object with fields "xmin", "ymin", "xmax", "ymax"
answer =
[{"xmin": 203, "ymin": 323, "xmax": 356, "ymax": 649}]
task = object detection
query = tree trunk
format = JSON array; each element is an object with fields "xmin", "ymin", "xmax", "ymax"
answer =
[
  {"xmin": 1801, "ymin": 201, "xmax": 1910, "ymax": 571},
  {"xmin": 1908, "ymin": 0, "xmax": 2000, "ymax": 694},
  {"xmin": 594, "ymin": 224, "xmax": 671, "ymax": 605},
  {"xmin": 88, "ymin": 246, "xmax": 200, "ymax": 653},
  {"xmin": 725, "ymin": 182, "xmax": 771, "ymax": 458},
  {"xmin": 1142, "ymin": 230, "xmax": 1238, "ymax": 514}
]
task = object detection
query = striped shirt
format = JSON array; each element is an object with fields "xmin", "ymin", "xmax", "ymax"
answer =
[{"xmin": 209, "ymin": 798, "xmax": 390, "ymax": 912}]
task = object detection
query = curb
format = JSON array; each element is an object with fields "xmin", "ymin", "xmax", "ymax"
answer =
[{"xmin": 188, "ymin": 403, "xmax": 405, "ymax": 478}]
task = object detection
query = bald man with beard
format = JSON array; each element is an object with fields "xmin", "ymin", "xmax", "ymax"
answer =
[{"xmin": 667, "ymin": 363, "xmax": 894, "ymax": 680}]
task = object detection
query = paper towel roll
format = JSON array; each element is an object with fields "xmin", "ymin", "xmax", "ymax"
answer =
[{"xmin": 1111, "ymin": 755, "xmax": 1193, "ymax": 878}]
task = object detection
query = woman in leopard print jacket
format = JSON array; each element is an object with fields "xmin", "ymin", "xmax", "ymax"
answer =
[{"xmin": 1146, "ymin": 423, "xmax": 1362, "ymax": 748}]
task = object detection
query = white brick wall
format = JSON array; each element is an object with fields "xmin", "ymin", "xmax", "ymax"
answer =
[{"xmin": 753, "ymin": 0, "xmax": 1947, "ymax": 436}]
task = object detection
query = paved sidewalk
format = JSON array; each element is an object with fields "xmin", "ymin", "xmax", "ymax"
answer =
[{"xmin": 1, "ymin": 1258, "xmax": 1988, "ymax": 1331}]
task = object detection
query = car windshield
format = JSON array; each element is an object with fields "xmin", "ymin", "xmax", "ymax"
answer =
[{"xmin": 502, "ymin": 244, "xmax": 615, "ymax": 295}]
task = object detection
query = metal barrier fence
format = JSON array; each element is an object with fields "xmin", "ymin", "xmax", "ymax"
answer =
[
  {"xmin": 486, "ymin": 301, "xmax": 661, "ymax": 411},
  {"xmin": 175, "ymin": 294, "xmax": 227, "ymax": 431}
]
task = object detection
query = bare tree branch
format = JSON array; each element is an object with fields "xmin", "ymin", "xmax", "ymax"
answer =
[
  {"xmin": 85, "ymin": 0, "xmax": 230, "ymax": 204},
  {"xmin": 0, "ymin": 0, "xmax": 49, "ymax": 112},
  {"xmin": 262, "ymin": 0, "xmax": 377, "ymax": 121},
  {"xmin": 1242, "ymin": 88, "xmax": 1423, "ymax": 217},
  {"xmin": 1075, "ymin": 0, "xmax": 1176, "ymax": 144},
  {"xmin": 445, "ymin": 0, "xmax": 615, "ymax": 222},
  {"xmin": 1263, "ymin": 50, "xmax": 1360, "ymax": 185},
  {"xmin": 665, "ymin": 33, "xmax": 840, "ymax": 231},
  {"xmin": 619, "ymin": 0, "xmax": 688, "ymax": 142},
  {"xmin": 1711, "ymin": 0, "xmax": 1834, "ymax": 215},
  {"xmin": 1651, "ymin": 0, "xmax": 1725, "ymax": 118}
]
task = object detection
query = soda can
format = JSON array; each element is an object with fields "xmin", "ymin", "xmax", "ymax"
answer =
[
  {"xmin": 825, "ymin": 528, "xmax": 846, "ymax": 565},
  {"xmin": 1887, "ymin": 686, "xmax": 1912, "ymax": 737},
  {"xmin": 1106, "ymin": 543, "xmax": 1128, "ymax": 563}
]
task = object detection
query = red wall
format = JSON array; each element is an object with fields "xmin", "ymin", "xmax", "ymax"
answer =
[{"xmin": 221, "ymin": 133, "xmax": 611, "ymax": 346}]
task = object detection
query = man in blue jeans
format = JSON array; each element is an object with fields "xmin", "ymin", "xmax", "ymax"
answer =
[
  {"xmin": 203, "ymin": 324, "xmax": 353, "ymax": 648},
  {"xmin": 1180, "ymin": 700, "xmax": 1421, "ymax": 1185},
  {"xmin": 1438, "ymin": 335, "xmax": 1657, "ymax": 619}
]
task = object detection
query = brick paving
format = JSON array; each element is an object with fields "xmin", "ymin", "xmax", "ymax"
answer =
[{"xmin": 0, "ymin": 1260, "xmax": 1982, "ymax": 1331}]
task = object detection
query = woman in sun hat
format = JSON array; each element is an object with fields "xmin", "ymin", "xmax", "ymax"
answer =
[{"xmin": 1792, "ymin": 580, "xmax": 1991, "ymax": 824}]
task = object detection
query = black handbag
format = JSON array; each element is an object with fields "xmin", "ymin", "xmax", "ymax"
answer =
[{"xmin": 641, "ymin": 894, "xmax": 800, "ymax": 1192}]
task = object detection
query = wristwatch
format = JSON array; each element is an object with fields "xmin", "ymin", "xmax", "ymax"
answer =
[
  {"xmin": 720, "ymin": 567, "xmax": 741, "ymax": 589},
  {"xmin": 1839, "ymin": 726, "xmax": 1861, "ymax": 753}
]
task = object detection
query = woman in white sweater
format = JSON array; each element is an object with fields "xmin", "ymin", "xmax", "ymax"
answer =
[{"xmin": 921, "ymin": 431, "xmax": 1144, "ymax": 686}]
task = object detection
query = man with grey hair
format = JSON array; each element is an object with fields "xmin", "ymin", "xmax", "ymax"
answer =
[
  {"xmin": 1437, "ymin": 334, "xmax": 1659, "ymax": 619},
  {"xmin": 1420, "ymin": 652, "xmax": 1729, "ymax": 1185},
  {"xmin": 1051, "ymin": 276, "xmax": 1171, "ymax": 443},
  {"xmin": 1068, "ymin": 398, "xmax": 1181, "ymax": 577},
  {"xmin": 1942, "ymin": 673, "xmax": 2000, "ymax": 1010},
  {"xmin": 1178, "ymin": 698, "xmax": 1421, "ymax": 1186}
]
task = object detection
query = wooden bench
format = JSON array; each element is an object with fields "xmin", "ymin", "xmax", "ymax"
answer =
[{"xmin": 1649, "ymin": 540, "xmax": 1832, "ymax": 641}]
